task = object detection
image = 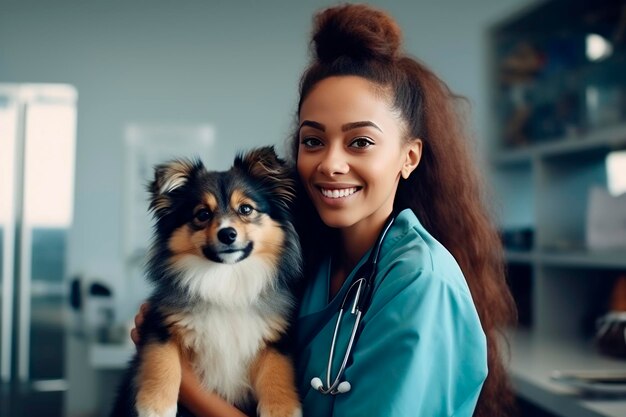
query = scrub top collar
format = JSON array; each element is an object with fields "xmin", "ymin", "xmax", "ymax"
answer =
[
  {"xmin": 297, "ymin": 208, "xmax": 417, "ymax": 320},
  {"xmin": 296, "ymin": 210, "xmax": 412, "ymax": 352}
]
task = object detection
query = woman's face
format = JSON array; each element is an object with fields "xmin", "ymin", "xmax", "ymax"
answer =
[{"xmin": 297, "ymin": 76, "xmax": 420, "ymax": 230}]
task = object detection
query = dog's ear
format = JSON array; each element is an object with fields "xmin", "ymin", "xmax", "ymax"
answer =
[
  {"xmin": 235, "ymin": 146, "xmax": 284, "ymax": 178},
  {"xmin": 148, "ymin": 158, "xmax": 204, "ymax": 217},
  {"xmin": 234, "ymin": 146, "xmax": 295, "ymax": 210}
]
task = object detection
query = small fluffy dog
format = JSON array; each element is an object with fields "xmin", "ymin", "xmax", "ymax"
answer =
[{"xmin": 111, "ymin": 147, "xmax": 302, "ymax": 417}]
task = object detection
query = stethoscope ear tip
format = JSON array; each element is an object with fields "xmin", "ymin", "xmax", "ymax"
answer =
[
  {"xmin": 337, "ymin": 381, "xmax": 351, "ymax": 393},
  {"xmin": 310, "ymin": 377, "xmax": 351, "ymax": 394},
  {"xmin": 311, "ymin": 377, "xmax": 323, "ymax": 391}
]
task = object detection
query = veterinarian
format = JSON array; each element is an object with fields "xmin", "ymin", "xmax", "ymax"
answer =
[{"xmin": 132, "ymin": 4, "xmax": 516, "ymax": 417}]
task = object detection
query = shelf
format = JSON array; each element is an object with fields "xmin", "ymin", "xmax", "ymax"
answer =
[
  {"xmin": 539, "ymin": 250, "xmax": 626, "ymax": 269},
  {"xmin": 505, "ymin": 250, "xmax": 536, "ymax": 264},
  {"xmin": 493, "ymin": 123, "xmax": 626, "ymax": 166},
  {"xmin": 508, "ymin": 328, "xmax": 626, "ymax": 417},
  {"xmin": 505, "ymin": 249, "xmax": 626, "ymax": 269},
  {"xmin": 493, "ymin": 148, "xmax": 534, "ymax": 166}
]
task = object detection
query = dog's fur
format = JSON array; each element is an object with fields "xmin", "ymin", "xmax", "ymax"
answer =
[{"xmin": 110, "ymin": 147, "xmax": 302, "ymax": 417}]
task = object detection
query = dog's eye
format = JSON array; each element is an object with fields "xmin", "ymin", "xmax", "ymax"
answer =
[
  {"xmin": 238, "ymin": 204, "xmax": 254, "ymax": 216},
  {"xmin": 194, "ymin": 208, "xmax": 212, "ymax": 222}
]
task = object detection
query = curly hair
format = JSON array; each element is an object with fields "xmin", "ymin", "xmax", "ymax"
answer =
[{"xmin": 288, "ymin": 4, "xmax": 517, "ymax": 417}]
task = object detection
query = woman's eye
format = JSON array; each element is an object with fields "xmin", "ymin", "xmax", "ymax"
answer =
[
  {"xmin": 301, "ymin": 137, "xmax": 323, "ymax": 148},
  {"xmin": 238, "ymin": 204, "xmax": 254, "ymax": 216},
  {"xmin": 194, "ymin": 209, "xmax": 211, "ymax": 222},
  {"xmin": 350, "ymin": 138, "xmax": 374, "ymax": 149}
]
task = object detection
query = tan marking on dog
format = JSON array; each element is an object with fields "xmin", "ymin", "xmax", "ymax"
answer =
[
  {"xmin": 230, "ymin": 191, "xmax": 259, "ymax": 220},
  {"xmin": 230, "ymin": 189, "xmax": 247, "ymax": 209},
  {"xmin": 203, "ymin": 193, "xmax": 218, "ymax": 212},
  {"xmin": 168, "ymin": 225, "xmax": 203, "ymax": 259},
  {"xmin": 136, "ymin": 341, "xmax": 182, "ymax": 415},
  {"xmin": 230, "ymin": 189, "xmax": 264, "ymax": 222},
  {"xmin": 250, "ymin": 347, "xmax": 301, "ymax": 417},
  {"xmin": 247, "ymin": 216, "xmax": 284, "ymax": 266}
]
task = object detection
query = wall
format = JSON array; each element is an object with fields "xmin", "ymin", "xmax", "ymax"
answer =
[
  {"xmin": 0, "ymin": 0, "xmax": 532, "ymax": 307},
  {"xmin": 0, "ymin": 0, "xmax": 532, "ymax": 415}
]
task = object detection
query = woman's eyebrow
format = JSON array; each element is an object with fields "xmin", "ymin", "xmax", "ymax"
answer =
[
  {"xmin": 299, "ymin": 120, "xmax": 383, "ymax": 133},
  {"xmin": 342, "ymin": 121, "xmax": 383, "ymax": 132},
  {"xmin": 299, "ymin": 120, "xmax": 325, "ymax": 131}
]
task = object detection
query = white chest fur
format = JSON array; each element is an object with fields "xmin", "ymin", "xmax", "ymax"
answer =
[
  {"xmin": 172, "ymin": 255, "xmax": 277, "ymax": 307},
  {"xmin": 174, "ymin": 305, "xmax": 281, "ymax": 405}
]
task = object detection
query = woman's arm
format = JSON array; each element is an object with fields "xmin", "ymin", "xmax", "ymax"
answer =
[{"xmin": 131, "ymin": 304, "xmax": 250, "ymax": 417}]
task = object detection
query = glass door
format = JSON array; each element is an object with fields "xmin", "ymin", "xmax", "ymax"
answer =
[
  {"xmin": 0, "ymin": 85, "xmax": 18, "ymax": 417},
  {"xmin": 0, "ymin": 84, "xmax": 77, "ymax": 417}
]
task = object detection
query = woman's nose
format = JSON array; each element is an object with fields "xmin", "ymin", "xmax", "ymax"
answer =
[{"xmin": 317, "ymin": 148, "xmax": 349, "ymax": 177}]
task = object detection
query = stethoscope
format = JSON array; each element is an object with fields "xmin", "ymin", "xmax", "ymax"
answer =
[{"xmin": 310, "ymin": 213, "xmax": 396, "ymax": 395}]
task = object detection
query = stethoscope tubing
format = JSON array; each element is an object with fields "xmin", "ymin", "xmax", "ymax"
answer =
[
  {"xmin": 312, "ymin": 213, "xmax": 396, "ymax": 396},
  {"xmin": 323, "ymin": 279, "xmax": 365, "ymax": 394}
]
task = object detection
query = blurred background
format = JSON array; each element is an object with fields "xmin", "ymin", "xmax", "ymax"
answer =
[{"xmin": 1, "ymin": 0, "xmax": 626, "ymax": 416}]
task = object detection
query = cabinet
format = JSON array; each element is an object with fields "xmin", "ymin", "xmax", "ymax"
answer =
[{"xmin": 488, "ymin": 1, "xmax": 626, "ymax": 416}]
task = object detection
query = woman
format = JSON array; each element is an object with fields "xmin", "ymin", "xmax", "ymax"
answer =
[{"xmin": 133, "ymin": 4, "xmax": 516, "ymax": 416}]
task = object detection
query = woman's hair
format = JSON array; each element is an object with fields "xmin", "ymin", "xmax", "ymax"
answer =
[{"xmin": 289, "ymin": 4, "xmax": 517, "ymax": 417}]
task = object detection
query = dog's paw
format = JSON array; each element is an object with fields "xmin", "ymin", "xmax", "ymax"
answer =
[
  {"xmin": 258, "ymin": 403, "xmax": 302, "ymax": 417},
  {"xmin": 290, "ymin": 407, "xmax": 303, "ymax": 417},
  {"xmin": 136, "ymin": 404, "xmax": 177, "ymax": 417}
]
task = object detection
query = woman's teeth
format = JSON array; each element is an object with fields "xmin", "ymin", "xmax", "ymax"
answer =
[{"xmin": 321, "ymin": 187, "xmax": 358, "ymax": 198}]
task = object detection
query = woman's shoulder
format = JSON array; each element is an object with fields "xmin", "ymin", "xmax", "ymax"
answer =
[
  {"xmin": 377, "ymin": 209, "xmax": 471, "ymax": 298},
  {"xmin": 367, "ymin": 209, "xmax": 485, "ymax": 342}
]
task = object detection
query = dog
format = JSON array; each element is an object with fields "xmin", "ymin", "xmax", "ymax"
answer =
[{"xmin": 110, "ymin": 146, "xmax": 303, "ymax": 417}]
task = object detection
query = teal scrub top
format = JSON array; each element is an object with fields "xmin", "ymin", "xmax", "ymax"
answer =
[{"xmin": 295, "ymin": 209, "xmax": 487, "ymax": 417}]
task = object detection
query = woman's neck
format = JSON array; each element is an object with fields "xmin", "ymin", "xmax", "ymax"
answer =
[{"xmin": 329, "ymin": 208, "xmax": 393, "ymax": 298}]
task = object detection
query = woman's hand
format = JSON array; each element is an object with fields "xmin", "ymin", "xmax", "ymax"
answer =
[{"xmin": 130, "ymin": 302, "xmax": 149, "ymax": 346}]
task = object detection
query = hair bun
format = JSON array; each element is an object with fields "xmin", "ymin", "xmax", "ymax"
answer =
[{"xmin": 312, "ymin": 4, "xmax": 402, "ymax": 64}]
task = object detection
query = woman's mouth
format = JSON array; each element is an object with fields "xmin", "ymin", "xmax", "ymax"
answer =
[{"xmin": 320, "ymin": 187, "xmax": 359, "ymax": 198}]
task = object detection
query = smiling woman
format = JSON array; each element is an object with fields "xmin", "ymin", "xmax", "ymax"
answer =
[{"xmin": 289, "ymin": 4, "xmax": 516, "ymax": 417}]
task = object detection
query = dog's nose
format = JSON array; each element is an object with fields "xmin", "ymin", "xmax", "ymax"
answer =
[{"xmin": 217, "ymin": 227, "xmax": 237, "ymax": 245}]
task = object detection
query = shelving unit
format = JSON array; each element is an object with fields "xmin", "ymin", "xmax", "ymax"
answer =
[
  {"xmin": 506, "ymin": 250, "xmax": 626, "ymax": 269},
  {"xmin": 494, "ymin": 123, "xmax": 626, "ymax": 165},
  {"xmin": 488, "ymin": 1, "xmax": 626, "ymax": 416}
]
